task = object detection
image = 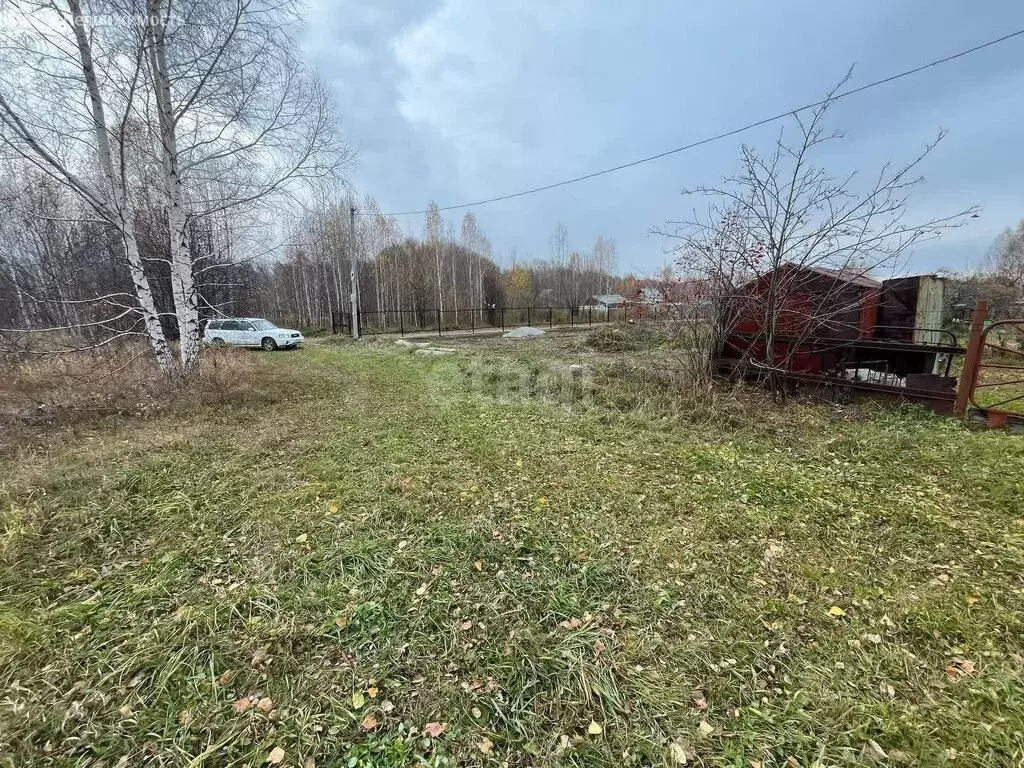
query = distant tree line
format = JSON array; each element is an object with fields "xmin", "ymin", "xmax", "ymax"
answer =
[
  {"xmin": 0, "ymin": 166, "xmax": 626, "ymax": 339},
  {"xmin": 253, "ymin": 204, "xmax": 623, "ymax": 330},
  {"xmin": 939, "ymin": 219, "xmax": 1024, "ymax": 324}
]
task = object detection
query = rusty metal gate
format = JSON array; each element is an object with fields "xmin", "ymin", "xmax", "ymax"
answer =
[{"xmin": 954, "ymin": 300, "xmax": 1024, "ymax": 428}]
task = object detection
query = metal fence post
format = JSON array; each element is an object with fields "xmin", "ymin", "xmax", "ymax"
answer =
[
  {"xmin": 501, "ymin": 307, "xmax": 505, "ymax": 332},
  {"xmin": 527, "ymin": 307, "xmax": 532, "ymax": 327},
  {"xmin": 399, "ymin": 310, "xmax": 405, "ymax": 337},
  {"xmin": 437, "ymin": 308, "xmax": 442, "ymax": 337},
  {"xmin": 954, "ymin": 299, "xmax": 989, "ymax": 417},
  {"xmin": 589, "ymin": 307, "xmax": 593, "ymax": 326}
]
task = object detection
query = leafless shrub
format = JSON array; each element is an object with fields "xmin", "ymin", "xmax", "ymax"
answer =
[{"xmin": 656, "ymin": 72, "xmax": 977, "ymax": 403}]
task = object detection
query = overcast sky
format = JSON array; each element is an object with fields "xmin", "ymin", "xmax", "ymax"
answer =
[{"xmin": 302, "ymin": 1, "xmax": 1024, "ymax": 277}]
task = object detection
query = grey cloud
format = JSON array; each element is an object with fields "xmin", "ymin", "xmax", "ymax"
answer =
[{"xmin": 303, "ymin": 0, "xmax": 1024, "ymax": 272}]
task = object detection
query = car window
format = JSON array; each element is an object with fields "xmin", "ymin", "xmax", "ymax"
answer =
[
  {"xmin": 221, "ymin": 321, "xmax": 241, "ymax": 331},
  {"xmin": 251, "ymin": 319, "xmax": 277, "ymax": 331},
  {"xmin": 239, "ymin": 322, "xmax": 256, "ymax": 331},
  {"xmin": 207, "ymin": 321, "xmax": 222, "ymax": 331}
]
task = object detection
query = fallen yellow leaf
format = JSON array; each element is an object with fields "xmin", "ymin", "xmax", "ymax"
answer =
[
  {"xmin": 474, "ymin": 560, "xmax": 483, "ymax": 571},
  {"xmin": 478, "ymin": 737, "xmax": 494, "ymax": 753},
  {"xmin": 267, "ymin": 746, "xmax": 286, "ymax": 765},
  {"xmin": 587, "ymin": 721, "xmax": 603, "ymax": 735},
  {"xmin": 670, "ymin": 743, "xmax": 688, "ymax": 764},
  {"xmin": 828, "ymin": 606, "xmax": 847, "ymax": 617}
]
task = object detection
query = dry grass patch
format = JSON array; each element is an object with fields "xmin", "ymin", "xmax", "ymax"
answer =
[{"xmin": 0, "ymin": 343, "xmax": 293, "ymax": 451}]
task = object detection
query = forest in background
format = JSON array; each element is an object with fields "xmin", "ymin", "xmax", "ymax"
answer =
[{"xmin": 0, "ymin": 168, "xmax": 626, "ymax": 336}]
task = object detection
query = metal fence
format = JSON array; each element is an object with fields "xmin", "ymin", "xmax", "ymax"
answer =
[{"xmin": 331, "ymin": 305, "xmax": 634, "ymax": 337}]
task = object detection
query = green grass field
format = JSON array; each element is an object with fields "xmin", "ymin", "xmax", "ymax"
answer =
[{"xmin": 2, "ymin": 342, "xmax": 1023, "ymax": 767}]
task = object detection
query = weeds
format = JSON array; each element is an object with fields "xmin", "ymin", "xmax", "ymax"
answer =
[
  {"xmin": 583, "ymin": 325, "xmax": 670, "ymax": 353},
  {"xmin": 0, "ymin": 344, "xmax": 288, "ymax": 451}
]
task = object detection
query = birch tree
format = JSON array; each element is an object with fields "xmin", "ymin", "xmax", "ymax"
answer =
[
  {"xmin": 137, "ymin": 0, "xmax": 346, "ymax": 374},
  {"xmin": 592, "ymin": 236, "xmax": 617, "ymax": 292},
  {"xmin": 461, "ymin": 212, "xmax": 488, "ymax": 316},
  {"xmin": 990, "ymin": 220, "xmax": 1024, "ymax": 295},
  {"xmin": 0, "ymin": 0, "xmax": 174, "ymax": 369},
  {"xmin": 1, "ymin": 0, "xmax": 347, "ymax": 375},
  {"xmin": 424, "ymin": 202, "xmax": 443, "ymax": 312}
]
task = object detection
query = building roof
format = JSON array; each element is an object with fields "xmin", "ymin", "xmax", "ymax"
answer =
[
  {"xmin": 591, "ymin": 293, "xmax": 627, "ymax": 305},
  {"xmin": 739, "ymin": 264, "xmax": 882, "ymax": 291},
  {"xmin": 637, "ymin": 287, "xmax": 664, "ymax": 304},
  {"xmin": 794, "ymin": 265, "xmax": 881, "ymax": 288}
]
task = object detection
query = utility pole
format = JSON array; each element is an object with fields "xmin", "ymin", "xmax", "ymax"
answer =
[{"xmin": 349, "ymin": 205, "xmax": 360, "ymax": 340}]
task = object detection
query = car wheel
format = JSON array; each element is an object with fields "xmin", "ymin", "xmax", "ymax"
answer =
[
  {"xmin": 261, "ymin": 337, "xmax": 278, "ymax": 351},
  {"xmin": 211, "ymin": 337, "xmax": 226, "ymax": 347}
]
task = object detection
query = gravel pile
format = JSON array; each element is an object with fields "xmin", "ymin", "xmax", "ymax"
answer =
[{"xmin": 503, "ymin": 326, "xmax": 546, "ymax": 339}]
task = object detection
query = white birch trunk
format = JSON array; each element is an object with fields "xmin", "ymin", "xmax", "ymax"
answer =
[
  {"xmin": 68, "ymin": 0, "xmax": 174, "ymax": 373},
  {"xmin": 147, "ymin": 0, "xmax": 200, "ymax": 376},
  {"xmin": 124, "ymin": 230, "xmax": 173, "ymax": 364},
  {"xmin": 435, "ymin": 243, "xmax": 443, "ymax": 314}
]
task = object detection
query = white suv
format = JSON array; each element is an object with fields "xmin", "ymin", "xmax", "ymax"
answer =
[{"xmin": 203, "ymin": 318, "xmax": 304, "ymax": 350}]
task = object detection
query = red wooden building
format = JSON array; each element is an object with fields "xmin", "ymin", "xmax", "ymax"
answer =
[{"xmin": 721, "ymin": 264, "xmax": 960, "ymax": 405}]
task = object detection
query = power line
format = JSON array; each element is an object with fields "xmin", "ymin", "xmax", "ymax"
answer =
[{"xmin": 377, "ymin": 28, "xmax": 1024, "ymax": 217}]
